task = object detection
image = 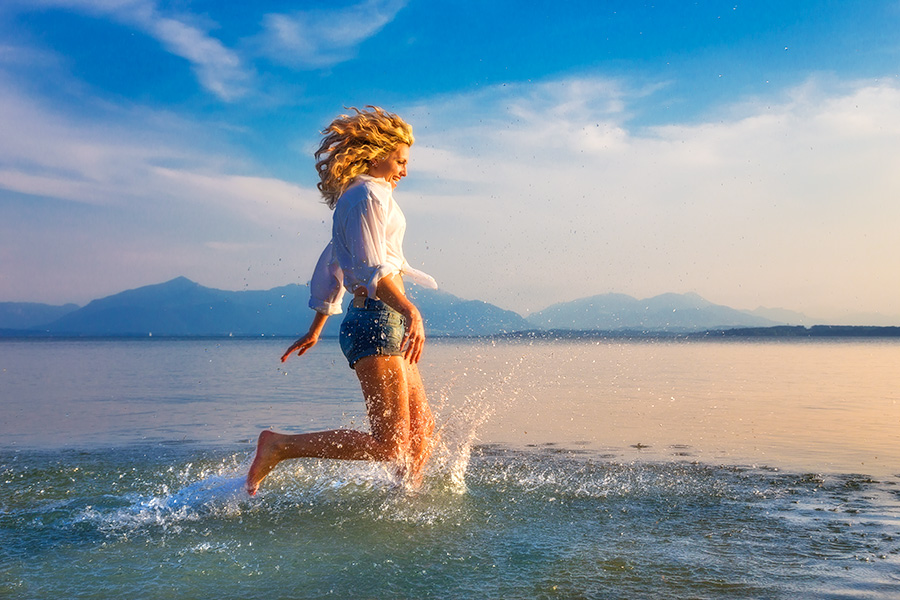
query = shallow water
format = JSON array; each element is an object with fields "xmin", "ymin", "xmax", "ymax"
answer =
[
  {"xmin": 442, "ymin": 338, "xmax": 900, "ymax": 477},
  {"xmin": 1, "ymin": 338, "xmax": 899, "ymax": 598}
]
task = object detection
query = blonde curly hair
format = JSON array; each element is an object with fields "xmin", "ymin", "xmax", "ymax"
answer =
[{"xmin": 315, "ymin": 106, "xmax": 415, "ymax": 209}]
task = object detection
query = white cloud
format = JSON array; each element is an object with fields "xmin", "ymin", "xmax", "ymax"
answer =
[
  {"xmin": 142, "ymin": 14, "xmax": 251, "ymax": 101},
  {"xmin": 151, "ymin": 167, "xmax": 320, "ymax": 225},
  {"xmin": 398, "ymin": 75, "xmax": 900, "ymax": 319},
  {"xmin": 2, "ymin": 43, "xmax": 899, "ymax": 321},
  {"xmin": 258, "ymin": 0, "xmax": 408, "ymax": 68},
  {"xmin": 0, "ymin": 76, "xmax": 327, "ymax": 303},
  {"xmin": 0, "ymin": 76, "xmax": 240, "ymax": 206},
  {"xmin": 8, "ymin": 0, "xmax": 411, "ymax": 100},
  {"xmin": 12, "ymin": 0, "xmax": 251, "ymax": 101}
]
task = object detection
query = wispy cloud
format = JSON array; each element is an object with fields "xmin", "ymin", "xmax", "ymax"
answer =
[
  {"xmin": 0, "ymin": 71, "xmax": 319, "ymax": 216},
  {"xmin": 399, "ymin": 75, "xmax": 900, "ymax": 318},
  {"xmin": 9, "ymin": 0, "xmax": 409, "ymax": 99},
  {"xmin": 257, "ymin": 0, "xmax": 408, "ymax": 68},
  {"xmin": 12, "ymin": 0, "xmax": 252, "ymax": 101},
  {"xmin": 0, "ymin": 74, "xmax": 325, "ymax": 302},
  {"xmin": 3, "ymin": 1, "xmax": 899, "ymax": 320},
  {"xmin": 139, "ymin": 12, "xmax": 251, "ymax": 101}
]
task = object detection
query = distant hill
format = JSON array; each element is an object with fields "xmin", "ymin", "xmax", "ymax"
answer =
[
  {"xmin": 8, "ymin": 278, "xmax": 893, "ymax": 338},
  {"xmin": 408, "ymin": 287, "xmax": 531, "ymax": 336},
  {"xmin": 0, "ymin": 302, "xmax": 79, "ymax": 330},
  {"xmin": 36, "ymin": 277, "xmax": 310, "ymax": 336},
  {"xmin": 296, "ymin": 286, "xmax": 530, "ymax": 337},
  {"xmin": 0, "ymin": 277, "xmax": 530, "ymax": 337},
  {"xmin": 746, "ymin": 306, "xmax": 815, "ymax": 326},
  {"xmin": 525, "ymin": 292, "xmax": 781, "ymax": 332}
]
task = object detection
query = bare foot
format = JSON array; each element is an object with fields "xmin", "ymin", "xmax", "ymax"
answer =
[{"xmin": 246, "ymin": 430, "xmax": 281, "ymax": 495}]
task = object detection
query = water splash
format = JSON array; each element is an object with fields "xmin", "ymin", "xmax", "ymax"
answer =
[
  {"xmin": 144, "ymin": 474, "xmax": 247, "ymax": 512},
  {"xmin": 72, "ymin": 467, "xmax": 251, "ymax": 535},
  {"xmin": 428, "ymin": 354, "xmax": 526, "ymax": 491},
  {"xmin": 73, "ymin": 357, "xmax": 530, "ymax": 533}
]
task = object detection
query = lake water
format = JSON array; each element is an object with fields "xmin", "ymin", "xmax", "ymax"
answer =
[{"xmin": 1, "ymin": 337, "xmax": 899, "ymax": 599}]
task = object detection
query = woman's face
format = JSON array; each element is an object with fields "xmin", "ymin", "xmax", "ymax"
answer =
[{"xmin": 369, "ymin": 144, "xmax": 409, "ymax": 189}]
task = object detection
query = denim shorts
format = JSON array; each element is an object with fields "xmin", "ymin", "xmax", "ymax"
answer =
[{"xmin": 339, "ymin": 298, "xmax": 407, "ymax": 369}]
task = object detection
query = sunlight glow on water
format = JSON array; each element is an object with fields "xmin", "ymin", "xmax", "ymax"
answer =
[
  {"xmin": 426, "ymin": 338, "xmax": 900, "ymax": 477},
  {"xmin": 1, "ymin": 338, "xmax": 899, "ymax": 598}
]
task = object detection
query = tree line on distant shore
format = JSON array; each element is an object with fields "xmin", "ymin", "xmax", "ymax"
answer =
[
  {"xmin": 703, "ymin": 325, "xmax": 900, "ymax": 338},
  {"xmin": 490, "ymin": 325, "xmax": 900, "ymax": 340}
]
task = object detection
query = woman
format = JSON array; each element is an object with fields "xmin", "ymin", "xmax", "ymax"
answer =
[{"xmin": 246, "ymin": 106, "xmax": 437, "ymax": 495}]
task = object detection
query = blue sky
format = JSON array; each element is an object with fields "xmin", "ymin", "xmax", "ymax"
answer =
[{"xmin": 2, "ymin": 1, "xmax": 899, "ymax": 323}]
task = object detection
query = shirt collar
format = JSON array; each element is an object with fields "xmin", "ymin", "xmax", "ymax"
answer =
[{"xmin": 354, "ymin": 174, "xmax": 392, "ymax": 191}]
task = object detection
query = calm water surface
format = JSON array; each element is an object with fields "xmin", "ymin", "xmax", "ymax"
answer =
[{"xmin": 1, "ymin": 338, "xmax": 899, "ymax": 599}]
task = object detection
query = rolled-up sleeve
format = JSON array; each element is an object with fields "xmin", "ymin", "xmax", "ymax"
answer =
[
  {"xmin": 308, "ymin": 241, "xmax": 345, "ymax": 315},
  {"xmin": 401, "ymin": 261, "xmax": 438, "ymax": 290}
]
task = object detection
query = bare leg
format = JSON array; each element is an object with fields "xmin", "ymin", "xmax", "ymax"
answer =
[
  {"xmin": 246, "ymin": 355, "xmax": 412, "ymax": 495},
  {"xmin": 245, "ymin": 427, "xmax": 401, "ymax": 495},
  {"xmin": 356, "ymin": 354, "xmax": 412, "ymax": 460},
  {"xmin": 406, "ymin": 361, "xmax": 436, "ymax": 485}
]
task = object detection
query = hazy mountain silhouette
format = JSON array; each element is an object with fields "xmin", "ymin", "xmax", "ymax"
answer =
[
  {"xmin": 36, "ymin": 277, "xmax": 310, "ymax": 336},
  {"xmin": 0, "ymin": 278, "xmax": 831, "ymax": 337},
  {"xmin": 2, "ymin": 277, "xmax": 530, "ymax": 337},
  {"xmin": 0, "ymin": 302, "xmax": 79, "ymax": 330},
  {"xmin": 746, "ymin": 306, "xmax": 814, "ymax": 326},
  {"xmin": 407, "ymin": 287, "xmax": 530, "ymax": 336},
  {"xmin": 526, "ymin": 292, "xmax": 780, "ymax": 332}
]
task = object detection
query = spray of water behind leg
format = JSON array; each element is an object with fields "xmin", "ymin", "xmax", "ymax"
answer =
[{"xmin": 427, "ymin": 354, "xmax": 527, "ymax": 492}]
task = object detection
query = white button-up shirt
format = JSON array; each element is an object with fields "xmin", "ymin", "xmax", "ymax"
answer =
[{"xmin": 308, "ymin": 175, "xmax": 437, "ymax": 315}]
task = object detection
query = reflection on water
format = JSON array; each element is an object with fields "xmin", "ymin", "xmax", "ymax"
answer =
[
  {"xmin": 425, "ymin": 338, "xmax": 900, "ymax": 477},
  {"xmin": 2, "ymin": 338, "xmax": 900, "ymax": 599},
  {"xmin": 1, "ymin": 337, "xmax": 899, "ymax": 477}
]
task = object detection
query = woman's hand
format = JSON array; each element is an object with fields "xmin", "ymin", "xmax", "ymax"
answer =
[
  {"xmin": 281, "ymin": 311, "xmax": 328, "ymax": 362},
  {"xmin": 374, "ymin": 274, "xmax": 426, "ymax": 364},
  {"xmin": 280, "ymin": 332, "xmax": 319, "ymax": 362},
  {"xmin": 401, "ymin": 306, "xmax": 425, "ymax": 364}
]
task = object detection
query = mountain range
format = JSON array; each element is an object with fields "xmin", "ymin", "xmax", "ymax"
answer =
[
  {"xmin": 0, "ymin": 276, "xmax": 813, "ymax": 338},
  {"xmin": 525, "ymin": 292, "xmax": 780, "ymax": 332}
]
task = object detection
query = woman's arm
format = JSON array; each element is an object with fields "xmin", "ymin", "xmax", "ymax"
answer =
[
  {"xmin": 375, "ymin": 274, "xmax": 426, "ymax": 364},
  {"xmin": 281, "ymin": 311, "xmax": 329, "ymax": 362}
]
